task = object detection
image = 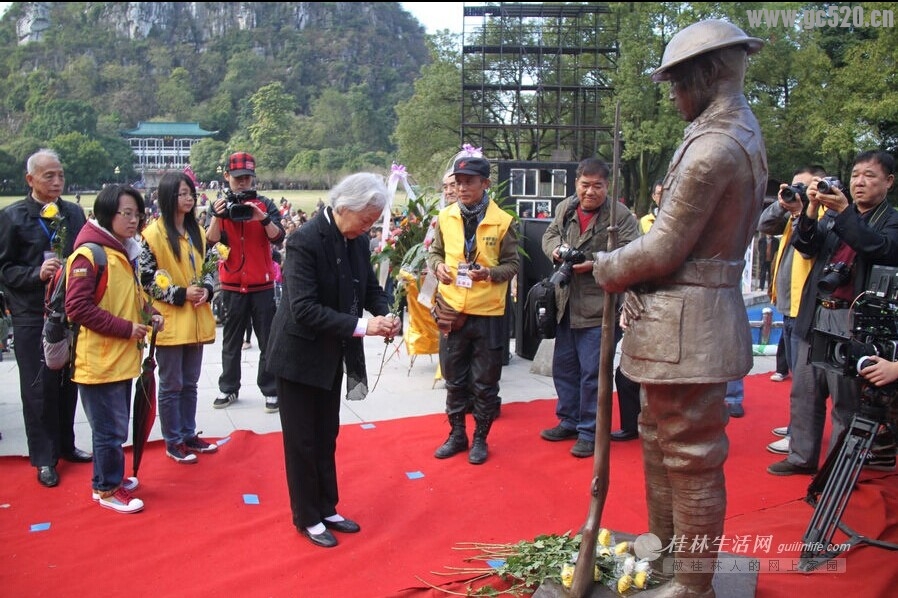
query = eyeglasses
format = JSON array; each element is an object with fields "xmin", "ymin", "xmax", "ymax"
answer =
[
  {"xmin": 178, "ymin": 191, "xmax": 196, "ymax": 200},
  {"xmin": 116, "ymin": 210, "xmax": 145, "ymax": 222}
]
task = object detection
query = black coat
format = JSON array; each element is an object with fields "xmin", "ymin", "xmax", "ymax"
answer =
[
  {"xmin": 266, "ymin": 207, "xmax": 390, "ymax": 389},
  {"xmin": 0, "ymin": 195, "xmax": 87, "ymax": 321}
]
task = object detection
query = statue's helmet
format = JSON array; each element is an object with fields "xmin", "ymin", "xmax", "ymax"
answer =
[{"xmin": 652, "ymin": 19, "xmax": 763, "ymax": 82}]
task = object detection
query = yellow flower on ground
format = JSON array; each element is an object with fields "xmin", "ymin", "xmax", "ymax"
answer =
[
  {"xmin": 634, "ymin": 570, "xmax": 648, "ymax": 589},
  {"xmin": 598, "ymin": 528, "xmax": 612, "ymax": 547},
  {"xmin": 617, "ymin": 574, "xmax": 633, "ymax": 594},
  {"xmin": 560, "ymin": 563, "xmax": 575, "ymax": 588},
  {"xmin": 154, "ymin": 269, "xmax": 172, "ymax": 290},
  {"xmin": 40, "ymin": 202, "xmax": 59, "ymax": 219},
  {"xmin": 614, "ymin": 541, "xmax": 629, "ymax": 555}
]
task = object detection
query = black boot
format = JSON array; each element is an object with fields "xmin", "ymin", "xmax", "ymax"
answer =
[
  {"xmin": 468, "ymin": 417, "xmax": 493, "ymax": 465},
  {"xmin": 434, "ymin": 412, "xmax": 468, "ymax": 459}
]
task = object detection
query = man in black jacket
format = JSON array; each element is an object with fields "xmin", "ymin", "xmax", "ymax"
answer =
[
  {"xmin": 769, "ymin": 150, "xmax": 898, "ymax": 476},
  {"xmin": 0, "ymin": 148, "xmax": 91, "ymax": 488}
]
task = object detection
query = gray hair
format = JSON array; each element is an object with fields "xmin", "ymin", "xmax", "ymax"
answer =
[
  {"xmin": 27, "ymin": 148, "xmax": 61, "ymax": 174},
  {"xmin": 329, "ymin": 172, "xmax": 389, "ymax": 213}
]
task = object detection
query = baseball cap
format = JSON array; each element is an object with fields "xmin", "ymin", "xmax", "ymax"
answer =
[
  {"xmin": 227, "ymin": 152, "xmax": 256, "ymax": 177},
  {"xmin": 453, "ymin": 156, "xmax": 490, "ymax": 178}
]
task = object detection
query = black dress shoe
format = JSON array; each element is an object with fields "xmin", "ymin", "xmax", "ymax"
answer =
[
  {"xmin": 37, "ymin": 466, "xmax": 59, "ymax": 488},
  {"xmin": 62, "ymin": 448, "xmax": 93, "ymax": 463},
  {"xmin": 610, "ymin": 430, "xmax": 638, "ymax": 442},
  {"xmin": 300, "ymin": 528, "xmax": 338, "ymax": 548},
  {"xmin": 323, "ymin": 518, "xmax": 361, "ymax": 533}
]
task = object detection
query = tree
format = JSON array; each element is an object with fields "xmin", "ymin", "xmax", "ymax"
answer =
[
  {"xmin": 23, "ymin": 99, "xmax": 99, "ymax": 141},
  {"xmin": 247, "ymin": 82, "xmax": 298, "ymax": 173},
  {"xmin": 393, "ymin": 33, "xmax": 463, "ymax": 185}
]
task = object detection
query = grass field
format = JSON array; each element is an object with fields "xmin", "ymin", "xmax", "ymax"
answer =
[{"xmin": 0, "ymin": 189, "xmax": 410, "ymax": 216}]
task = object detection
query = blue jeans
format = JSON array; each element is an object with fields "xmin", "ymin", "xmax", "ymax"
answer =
[
  {"xmin": 79, "ymin": 380, "xmax": 132, "ymax": 492},
  {"xmin": 552, "ymin": 311, "xmax": 620, "ymax": 442},
  {"xmin": 157, "ymin": 344, "xmax": 204, "ymax": 447},
  {"xmin": 725, "ymin": 378, "xmax": 744, "ymax": 406}
]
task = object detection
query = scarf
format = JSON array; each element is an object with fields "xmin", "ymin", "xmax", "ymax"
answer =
[{"xmin": 458, "ymin": 192, "xmax": 490, "ymax": 258}]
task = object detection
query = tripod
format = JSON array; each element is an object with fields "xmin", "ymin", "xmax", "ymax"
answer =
[{"xmin": 799, "ymin": 386, "xmax": 898, "ymax": 572}]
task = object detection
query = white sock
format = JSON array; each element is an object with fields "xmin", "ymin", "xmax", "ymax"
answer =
[
  {"xmin": 324, "ymin": 514, "xmax": 345, "ymax": 523},
  {"xmin": 306, "ymin": 522, "xmax": 326, "ymax": 535}
]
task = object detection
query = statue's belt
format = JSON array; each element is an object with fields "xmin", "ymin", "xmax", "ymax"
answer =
[{"xmin": 653, "ymin": 259, "xmax": 745, "ymax": 288}]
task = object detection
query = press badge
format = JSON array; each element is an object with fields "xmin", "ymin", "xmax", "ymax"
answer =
[{"xmin": 455, "ymin": 261, "xmax": 473, "ymax": 288}]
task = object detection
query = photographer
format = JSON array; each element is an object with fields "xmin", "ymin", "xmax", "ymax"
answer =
[
  {"xmin": 206, "ymin": 152, "xmax": 285, "ymax": 414},
  {"xmin": 539, "ymin": 158, "xmax": 639, "ymax": 458},
  {"xmin": 758, "ymin": 166, "xmax": 826, "ymax": 455},
  {"xmin": 768, "ymin": 150, "xmax": 898, "ymax": 476}
]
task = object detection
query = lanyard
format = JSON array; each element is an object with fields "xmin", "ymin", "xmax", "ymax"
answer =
[{"xmin": 38, "ymin": 218, "xmax": 57, "ymax": 245}]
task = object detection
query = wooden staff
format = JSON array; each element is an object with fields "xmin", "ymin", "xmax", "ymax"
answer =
[{"xmin": 570, "ymin": 101, "xmax": 622, "ymax": 597}]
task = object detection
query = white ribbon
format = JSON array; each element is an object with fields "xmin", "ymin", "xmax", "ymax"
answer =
[{"xmin": 378, "ymin": 163, "xmax": 418, "ymax": 287}]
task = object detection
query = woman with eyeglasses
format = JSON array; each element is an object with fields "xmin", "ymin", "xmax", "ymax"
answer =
[
  {"xmin": 65, "ymin": 184, "xmax": 164, "ymax": 514},
  {"xmin": 139, "ymin": 171, "xmax": 218, "ymax": 466}
]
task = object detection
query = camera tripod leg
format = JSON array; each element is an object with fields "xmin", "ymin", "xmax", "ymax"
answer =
[{"xmin": 799, "ymin": 413, "xmax": 898, "ymax": 571}]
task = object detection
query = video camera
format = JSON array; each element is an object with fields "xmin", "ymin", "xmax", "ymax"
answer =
[
  {"xmin": 218, "ymin": 189, "xmax": 258, "ymax": 221},
  {"xmin": 549, "ymin": 245, "xmax": 586, "ymax": 288},
  {"xmin": 810, "ymin": 265, "xmax": 898, "ymax": 378}
]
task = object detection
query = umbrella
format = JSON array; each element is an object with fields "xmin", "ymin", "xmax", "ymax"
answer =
[{"xmin": 132, "ymin": 324, "xmax": 159, "ymax": 478}]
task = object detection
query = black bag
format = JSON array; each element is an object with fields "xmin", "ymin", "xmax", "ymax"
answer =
[
  {"xmin": 523, "ymin": 278, "xmax": 557, "ymax": 339},
  {"xmin": 43, "ymin": 243, "xmax": 107, "ymax": 370}
]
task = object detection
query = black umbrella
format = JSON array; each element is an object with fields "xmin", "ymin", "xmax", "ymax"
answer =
[{"xmin": 132, "ymin": 324, "xmax": 159, "ymax": 478}]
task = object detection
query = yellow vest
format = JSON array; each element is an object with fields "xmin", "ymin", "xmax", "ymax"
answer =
[
  {"xmin": 437, "ymin": 200, "xmax": 512, "ymax": 316},
  {"xmin": 69, "ymin": 245, "xmax": 143, "ymax": 384},
  {"xmin": 769, "ymin": 213, "xmax": 816, "ymax": 317},
  {"xmin": 141, "ymin": 222, "xmax": 216, "ymax": 346}
]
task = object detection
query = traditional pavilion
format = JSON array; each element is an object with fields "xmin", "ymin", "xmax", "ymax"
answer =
[{"xmin": 120, "ymin": 121, "xmax": 218, "ymax": 188}]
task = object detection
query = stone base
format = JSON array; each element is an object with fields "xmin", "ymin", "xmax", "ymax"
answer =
[
  {"xmin": 533, "ymin": 552, "xmax": 758, "ymax": 598},
  {"xmin": 530, "ymin": 338, "xmax": 554, "ymax": 377}
]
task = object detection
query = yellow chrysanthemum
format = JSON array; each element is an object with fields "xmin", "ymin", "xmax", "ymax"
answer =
[
  {"xmin": 40, "ymin": 202, "xmax": 60, "ymax": 219},
  {"xmin": 154, "ymin": 270, "xmax": 172, "ymax": 290},
  {"xmin": 634, "ymin": 570, "xmax": 648, "ymax": 589},
  {"xmin": 617, "ymin": 574, "xmax": 633, "ymax": 594},
  {"xmin": 560, "ymin": 563, "xmax": 575, "ymax": 589},
  {"xmin": 598, "ymin": 528, "xmax": 612, "ymax": 547},
  {"xmin": 215, "ymin": 242, "xmax": 230, "ymax": 260},
  {"xmin": 614, "ymin": 541, "xmax": 629, "ymax": 556}
]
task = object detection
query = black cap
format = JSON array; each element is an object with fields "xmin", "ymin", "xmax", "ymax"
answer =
[{"xmin": 452, "ymin": 156, "xmax": 490, "ymax": 178}]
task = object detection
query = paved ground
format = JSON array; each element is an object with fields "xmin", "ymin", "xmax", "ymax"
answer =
[{"xmin": 0, "ymin": 293, "xmax": 776, "ymax": 458}]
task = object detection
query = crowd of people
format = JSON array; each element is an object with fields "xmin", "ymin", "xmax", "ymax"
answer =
[{"xmin": 1, "ymin": 18, "xmax": 896, "ymax": 597}]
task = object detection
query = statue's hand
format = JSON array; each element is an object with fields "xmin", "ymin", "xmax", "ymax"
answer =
[{"xmin": 620, "ymin": 291, "xmax": 645, "ymax": 326}]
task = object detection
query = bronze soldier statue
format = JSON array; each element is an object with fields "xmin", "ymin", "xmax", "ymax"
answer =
[{"xmin": 592, "ymin": 20, "xmax": 767, "ymax": 597}]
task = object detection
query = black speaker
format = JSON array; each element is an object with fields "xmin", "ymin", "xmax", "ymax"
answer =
[{"xmin": 514, "ymin": 219, "xmax": 555, "ymax": 360}]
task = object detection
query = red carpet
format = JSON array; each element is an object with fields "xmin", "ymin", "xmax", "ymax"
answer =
[{"xmin": 1, "ymin": 373, "xmax": 896, "ymax": 597}]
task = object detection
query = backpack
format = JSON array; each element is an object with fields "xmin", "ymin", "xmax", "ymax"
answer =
[
  {"xmin": 523, "ymin": 278, "xmax": 558, "ymax": 340},
  {"xmin": 43, "ymin": 243, "xmax": 107, "ymax": 370}
]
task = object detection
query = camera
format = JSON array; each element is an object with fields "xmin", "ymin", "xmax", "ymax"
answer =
[
  {"xmin": 218, "ymin": 189, "xmax": 258, "ymax": 221},
  {"xmin": 810, "ymin": 265, "xmax": 898, "ymax": 378},
  {"xmin": 549, "ymin": 245, "xmax": 586, "ymax": 288},
  {"xmin": 816, "ymin": 177, "xmax": 844, "ymax": 194},
  {"xmin": 818, "ymin": 261, "xmax": 852, "ymax": 293},
  {"xmin": 781, "ymin": 182, "xmax": 808, "ymax": 204}
]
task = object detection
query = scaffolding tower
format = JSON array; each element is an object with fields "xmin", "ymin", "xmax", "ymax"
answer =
[{"xmin": 461, "ymin": 3, "xmax": 619, "ymax": 162}]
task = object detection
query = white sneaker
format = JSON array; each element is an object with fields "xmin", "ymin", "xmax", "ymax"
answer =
[
  {"xmin": 770, "ymin": 372, "xmax": 788, "ymax": 382},
  {"xmin": 97, "ymin": 485, "xmax": 144, "ymax": 514},
  {"xmin": 92, "ymin": 477, "xmax": 139, "ymax": 501},
  {"xmin": 771, "ymin": 426, "xmax": 789, "ymax": 437},
  {"xmin": 767, "ymin": 436, "xmax": 791, "ymax": 455}
]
